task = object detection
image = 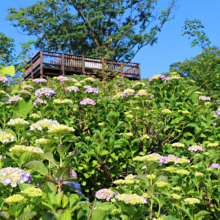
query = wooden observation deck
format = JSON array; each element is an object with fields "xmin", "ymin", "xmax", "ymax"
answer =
[{"xmin": 23, "ymin": 50, "xmax": 141, "ymax": 80}]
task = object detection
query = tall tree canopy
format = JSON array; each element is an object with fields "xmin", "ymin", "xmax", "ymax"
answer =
[{"xmin": 7, "ymin": 0, "xmax": 177, "ymax": 61}]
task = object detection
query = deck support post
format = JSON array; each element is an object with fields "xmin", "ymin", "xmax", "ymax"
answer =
[
  {"xmin": 40, "ymin": 50, "xmax": 43, "ymax": 78},
  {"xmin": 120, "ymin": 61, "xmax": 123, "ymax": 77},
  {"xmin": 102, "ymin": 58, "xmax": 105, "ymax": 80},
  {"xmin": 62, "ymin": 53, "xmax": 65, "ymax": 75},
  {"xmin": 82, "ymin": 56, "xmax": 85, "ymax": 75},
  {"xmin": 31, "ymin": 60, "xmax": 33, "ymax": 79},
  {"xmin": 138, "ymin": 64, "xmax": 141, "ymax": 79}
]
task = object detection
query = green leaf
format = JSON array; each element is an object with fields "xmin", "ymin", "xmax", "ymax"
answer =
[
  {"xmin": 62, "ymin": 195, "xmax": 69, "ymax": 209},
  {"xmin": 0, "ymin": 66, "xmax": 15, "ymax": 76},
  {"xmin": 0, "ymin": 211, "xmax": 10, "ymax": 220},
  {"xmin": 136, "ymin": 175, "xmax": 149, "ymax": 187},
  {"xmin": 43, "ymin": 152, "xmax": 59, "ymax": 167},
  {"xmin": 14, "ymin": 100, "xmax": 34, "ymax": 119},
  {"xmin": 179, "ymin": 207, "xmax": 192, "ymax": 220},
  {"xmin": 23, "ymin": 160, "xmax": 48, "ymax": 175},
  {"xmin": 55, "ymin": 192, "xmax": 63, "ymax": 207},
  {"xmin": 194, "ymin": 211, "xmax": 210, "ymax": 219},
  {"xmin": 17, "ymin": 212, "xmax": 36, "ymax": 220},
  {"xmin": 19, "ymin": 183, "xmax": 35, "ymax": 191},
  {"xmin": 90, "ymin": 208, "xmax": 109, "ymax": 220},
  {"xmin": 69, "ymin": 195, "xmax": 80, "ymax": 211},
  {"xmin": 60, "ymin": 211, "xmax": 71, "ymax": 220},
  {"xmin": 99, "ymin": 150, "xmax": 109, "ymax": 156},
  {"xmin": 163, "ymin": 216, "xmax": 181, "ymax": 220},
  {"xmin": 147, "ymin": 185, "xmax": 155, "ymax": 197}
]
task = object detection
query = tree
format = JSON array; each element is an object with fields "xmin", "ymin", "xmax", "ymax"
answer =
[
  {"xmin": 0, "ymin": 32, "xmax": 34, "ymax": 80},
  {"xmin": 7, "ymin": 0, "xmax": 177, "ymax": 61}
]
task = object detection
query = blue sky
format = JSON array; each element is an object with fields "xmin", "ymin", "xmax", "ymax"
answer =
[{"xmin": 1, "ymin": 0, "xmax": 220, "ymax": 79}]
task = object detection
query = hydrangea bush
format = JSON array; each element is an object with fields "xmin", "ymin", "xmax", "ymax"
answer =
[{"xmin": 0, "ymin": 72, "xmax": 219, "ymax": 219}]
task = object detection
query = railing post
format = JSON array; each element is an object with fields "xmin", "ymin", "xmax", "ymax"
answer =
[
  {"xmin": 31, "ymin": 60, "xmax": 33, "ymax": 79},
  {"xmin": 40, "ymin": 50, "xmax": 43, "ymax": 78},
  {"xmin": 82, "ymin": 56, "xmax": 85, "ymax": 75},
  {"xmin": 138, "ymin": 63, "xmax": 141, "ymax": 80},
  {"xmin": 120, "ymin": 61, "xmax": 123, "ymax": 77},
  {"xmin": 102, "ymin": 57, "xmax": 105, "ymax": 80},
  {"xmin": 62, "ymin": 53, "xmax": 65, "ymax": 75}
]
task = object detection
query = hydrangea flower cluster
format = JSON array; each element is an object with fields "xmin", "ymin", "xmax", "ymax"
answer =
[
  {"xmin": 21, "ymin": 85, "xmax": 34, "ymax": 90},
  {"xmin": 17, "ymin": 90, "xmax": 30, "ymax": 95},
  {"xmin": 0, "ymin": 131, "xmax": 15, "ymax": 143},
  {"xmin": 4, "ymin": 194, "xmax": 26, "ymax": 204},
  {"xmin": 21, "ymin": 187, "xmax": 43, "ymax": 197},
  {"xmin": 171, "ymin": 142, "xmax": 185, "ymax": 148},
  {"xmin": 0, "ymin": 167, "xmax": 32, "ymax": 187},
  {"xmin": 53, "ymin": 99, "xmax": 73, "ymax": 104},
  {"xmin": 136, "ymin": 89, "xmax": 147, "ymax": 96},
  {"xmin": 35, "ymin": 87, "xmax": 57, "ymax": 98},
  {"xmin": 7, "ymin": 118, "xmax": 29, "ymax": 126},
  {"xmin": 30, "ymin": 119, "xmax": 60, "ymax": 131},
  {"xmin": 207, "ymin": 143, "xmax": 219, "ymax": 147},
  {"xmin": 65, "ymin": 86, "xmax": 80, "ymax": 92},
  {"xmin": 9, "ymin": 145, "xmax": 44, "ymax": 155},
  {"xmin": 216, "ymin": 109, "xmax": 220, "ymax": 117},
  {"xmin": 0, "ymin": 76, "xmax": 9, "ymax": 83},
  {"xmin": 95, "ymin": 189, "xmax": 117, "ymax": 201},
  {"xmin": 30, "ymin": 113, "xmax": 41, "ymax": 119},
  {"xmin": 68, "ymin": 182, "xmax": 82, "ymax": 195},
  {"xmin": 162, "ymin": 109, "xmax": 172, "ymax": 114},
  {"xmin": 36, "ymin": 138, "xmax": 53, "ymax": 145},
  {"xmin": 133, "ymin": 154, "xmax": 161, "ymax": 163},
  {"xmin": 114, "ymin": 179, "xmax": 134, "ymax": 185},
  {"xmin": 33, "ymin": 78, "xmax": 47, "ymax": 83},
  {"xmin": 114, "ymin": 194, "xmax": 147, "ymax": 205},
  {"xmin": 174, "ymin": 158, "xmax": 190, "ymax": 165},
  {"xmin": 48, "ymin": 124, "xmax": 75, "ymax": 135},
  {"xmin": 56, "ymin": 76, "xmax": 69, "ymax": 82},
  {"xmin": 84, "ymin": 77, "xmax": 95, "ymax": 82},
  {"xmin": 121, "ymin": 88, "xmax": 135, "ymax": 97},
  {"xmin": 208, "ymin": 164, "xmax": 220, "ymax": 170},
  {"xmin": 2, "ymin": 95, "xmax": 23, "ymax": 103},
  {"xmin": 33, "ymin": 98, "xmax": 47, "ymax": 106},
  {"xmin": 188, "ymin": 145, "xmax": 204, "ymax": 152},
  {"xmin": 199, "ymin": 96, "xmax": 210, "ymax": 101},
  {"xmin": 85, "ymin": 87, "xmax": 99, "ymax": 93},
  {"xmin": 79, "ymin": 98, "xmax": 96, "ymax": 105},
  {"xmin": 184, "ymin": 198, "xmax": 200, "ymax": 206},
  {"xmin": 149, "ymin": 74, "xmax": 170, "ymax": 85}
]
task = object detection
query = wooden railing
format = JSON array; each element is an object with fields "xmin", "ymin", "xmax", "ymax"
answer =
[{"xmin": 23, "ymin": 50, "xmax": 141, "ymax": 80}]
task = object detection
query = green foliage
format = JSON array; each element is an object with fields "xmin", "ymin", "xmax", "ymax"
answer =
[
  {"xmin": 0, "ymin": 72, "xmax": 219, "ymax": 219},
  {"xmin": 168, "ymin": 46, "xmax": 220, "ymax": 98},
  {"xmin": 7, "ymin": 0, "xmax": 177, "ymax": 61},
  {"xmin": 182, "ymin": 19, "xmax": 211, "ymax": 48}
]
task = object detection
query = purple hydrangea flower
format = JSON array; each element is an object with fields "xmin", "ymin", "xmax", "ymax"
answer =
[
  {"xmin": 71, "ymin": 169, "xmax": 77, "ymax": 179},
  {"xmin": 33, "ymin": 78, "xmax": 47, "ymax": 83},
  {"xmin": 216, "ymin": 109, "xmax": 220, "ymax": 117},
  {"xmin": 2, "ymin": 95, "xmax": 23, "ymax": 103},
  {"xmin": 35, "ymin": 87, "xmax": 57, "ymax": 98},
  {"xmin": 33, "ymin": 98, "xmax": 47, "ymax": 106},
  {"xmin": 79, "ymin": 98, "xmax": 96, "ymax": 105},
  {"xmin": 65, "ymin": 86, "xmax": 80, "ymax": 92},
  {"xmin": 95, "ymin": 188, "xmax": 117, "ymax": 201},
  {"xmin": 213, "ymin": 122, "xmax": 217, "ymax": 126},
  {"xmin": 0, "ymin": 167, "xmax": 32, "ymax": 187},
  {"xmin": 0, "ymin": 76, "xmax": 9, "ymax": 83},
  {"xmin": 208, "ymin": 164, "xmax": 220, "ymax": 170},
  {"xmin": 0, "ymin": 156, "xmax": 2, "ymax": 160},
  {"xmin": 57, "ymin": 76, "xmax": 69, "ymax": 82},
  {"xmin": 85, "ymin": 87, "xmax": 99, "ymax": 93},
  {"xmin": 188, "ymin": 145, "xmax": 204, "ymax": 152},
  {"xmin": 199, "ymin": 96, "xmax": 210, "ymax": 101}
]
